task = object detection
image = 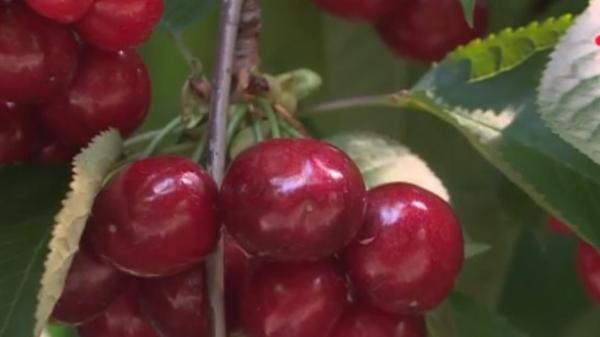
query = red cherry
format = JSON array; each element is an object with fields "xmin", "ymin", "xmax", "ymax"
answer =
[
  {"xmin": 88, "ymin": 155, "xmax": 219, "ymax": 277},
  {"xmin": 41, "ymin": 48, "xmax": 150, "ymax": 149},
  {"xmin": 0, "ymin": 101, "xmax": 38, "ymax": 165},
  {"xmin": 329, "ymin": 304, "xmax": 426, "ymax": 337},
  {"xmin": 0, "ymin": 2, "xmax": 79, "ymax": 103},
  {"xmin": 78, "ymin": 284, "xmax": 160, "ymax": 337},
  {"xmin": 241, "ymin": 260, "xmax": 348, "ymax": 337},
  {"xmin": 52, "ymin": 248, "xmax": 128, "ymax": 325},
  {"xmin": 344, "ymin": 183, "xmax": 464, "ymax": 314},
  {"xmin": 375, "ymin": 0, "xmax": 488, "ymax": 62},
  {"xmin": 37, "ymin": 139, "xmax": 78, "ymax": 163},
  {"xmin": 139, "ymin": 266, "xmax": 211, "ymax": 337},
  {"xmin": 576, "ymin": 241, "xmax": 600, "ymax": 305},
  {"xmin": 25, "ymin": 0, "xmax": 94, "ymax": 23},
  {"xmin": 313, "ymin": 0, "xmax": 404, "ymax": 21},
  {"xmin": 222, "ymin": 138, "xmax": 367, "ymax": 261},
  {"xmin": 76, "ymin": 0, "xmax": 164, "ymax": 51},
  {"xmin": 225, "ymin": 234, "xmax": 256, "ymax": 330},
  {"xmin": 547, "ymin": 216, "xmax": 574, "ymax": 236}
]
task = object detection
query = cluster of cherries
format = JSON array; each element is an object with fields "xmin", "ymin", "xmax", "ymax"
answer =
[
  {"xmin": 53, "ymin": 138, "xmax": 465, "ymax": 337},
  {"xmin": 0, "ymin": 0, "xmax": 163, "ymax": 165},
  {"xmin": 548, "ymin": 218, "xmax": 600, "ymax": 306},
  {"xmin": 313, "ymin": 0, "xmax": 488, "ymax": 62}
]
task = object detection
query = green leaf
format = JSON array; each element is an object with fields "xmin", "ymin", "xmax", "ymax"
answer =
[
  {"xmin": 460, "ymin": 0, "xmax": 476, "ymax": 27},
  {"xmin": 450, "ymin": 292, "xmax": 528, "ymax": 337},
  {"xmin": 0, "ymin": 165, "xmax": 70, "ymax": 337},
  {"xmin": 437, "ymin": 15, "xmax": 572, "ymax": 83},
  {"xmin": 538, "ymin": 1, "xmax": 600, "ymax": 168},
  {"xmin": 407, "ymin": 50, "xmax": 600, "ymax": 249},
  {"xmin": 160, "ymin": 0, "xmax": 217, "ymax": 32}
]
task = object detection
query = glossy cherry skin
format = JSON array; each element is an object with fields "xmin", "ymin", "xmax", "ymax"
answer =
[
  {"xmin": 52, "ymin": 248, "xmax": 128, "ymax": 325},
  {"xmin": 330, "ymin": 304, "xmax": 426, "ymax": 337},
  {"xmin": 376, "ymin": 0, "xmax": 488, "ymax": 62},
  {"xmin": 0, "ymin": 2, "xmax": 79, "ymax": 103},
  {"xmin": 344, "ymin": 183, "xmax": 464, "ymax": 314},
  {"xmin": 241, "ymin": 260, "xmax": 347, "ymax": 337},
  {"xmin": 576, "ymin": 241, "xmax": 600, "ymax": 305},
  {"xmin": 548, "ymin": 216, "xmax": 574, "ymax": 236},
  {"xmin": 76, "ymin": 0, "xmax": 164, "ymax": 51},
  {"xmin": 225, "ymin": 234, "xmax": 256, "ymax": 330},
  {"xmin": 313, "ymin": 0, "xmax": 404, "ymax": 21},
  {"xmin": 78, "ymin": 285, "xmax": 160, "ymax": 337},
  {"xmin": 222, "ymin": 138, "xmax": 367, "ymax": 261},
  {"xmin": 0, "ymin": 102, "xmax": 38, "ymax": 165},
  {"xmin": 139, "ymin": 266, "xmax": 211, "ymax": 337},
  {"xmin": 87, "ymin": 155, "xmax": 219, "ymax": 277},
  {"xmin": 41, "ymin": 48, "xmax": 150, "ymax": 149},
  {"xmin": 25, "ymin": 0, "xmax": 94, "ymax": 23}
]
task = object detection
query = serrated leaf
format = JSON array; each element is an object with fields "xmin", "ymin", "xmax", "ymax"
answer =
[
  {"xmin": 450, "ymin": 292, "xmax": 528, "ymax": 337},
  {"xmin": 327, "ymin": 132, "xmax": 450, "ymax": 201},
  {"xmin": 0, "ymin": 165, "xmax": 70, "ymax": 337},
  {"xmin": 538, "ymin": 0, "xmax": 600, "ymax": 168},
  {"xmin": 434, "ymin": 15, "xmax": 573, "ymax": 84},
  {"xmin": 34, "ymin": 130, "xmax": 123, "ymax": 336},
  {"xmin": 460, "ymin": 0, "xmax": 476, "ymax": 27},
  {"xmin": 160, "ymin": 0, "xmax": 217, "ymax": 32}
]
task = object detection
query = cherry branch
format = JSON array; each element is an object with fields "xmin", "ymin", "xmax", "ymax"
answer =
[{"xmin": 206, "ymin": 1, "xmax": 244, "ymax": 337}]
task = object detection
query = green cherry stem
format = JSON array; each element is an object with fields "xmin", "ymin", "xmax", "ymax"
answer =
[
  {"xmin": 252, "ymin": 118, "xmax": 264, "ymax": 142},
  {"xmin": 256, "ymin": 98, "xmax": 281, "ymax": 138},
  {"xmin": 141, "ymin": 116, "xmax": 183, "ymax": 157},
  {"xmin": 226, "ymin": 105, "xmax": 248, "ymax": 144}
]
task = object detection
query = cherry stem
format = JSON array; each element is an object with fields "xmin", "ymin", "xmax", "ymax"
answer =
[
  {"xmin": 206, "ymin": 1, "xmax": 245, "ymax": 337},
  {"xmin": 256, "ymin": 98, "xmax": 281, "ymax": 138},
  {"xmin": 141, "ymin": 116, "xmax": 182, "ymax": 157},
  {"xmin": 252, "ymin": 117, "xmax": 264, "ymax": 142},
  {"xmin": 304, "ymin": 94, "xmax": 397, "ymax": 114}
]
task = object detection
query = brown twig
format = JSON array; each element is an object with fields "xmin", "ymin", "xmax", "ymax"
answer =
[
  {"xmin": 206, "ymin": 1, "xmax": 245, "ymax": 337},
  {"xmin": 273, "ymin": 103, "xmax": 310, "ymax": 136}
]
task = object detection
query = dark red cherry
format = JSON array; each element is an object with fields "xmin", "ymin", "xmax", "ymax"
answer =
[
  {"xmin": 330, "ymin": 304, "xmax": 426, "ymax": 337},
  {"xmin": 313, "ymin": 0, "xmax": 404, "ymax": 21},
  {"xmin": 78, "ymin": 285, "xmax": 160, "ymax": 337},
  {"xmin": 0, "ymin": 101, "xmax": 38, "ymax": 165},
  {"xmin": 76, "ymin": 0, "xmax": 164, "ymax": 51},
  {"xmin": 344, "ymin": 183, "xmax": 464, "ymax": 314},
  {"xmin": 376, "ymin": 0, "xmax": 488, "ymax": 62},
  {"xmin": 576, "ymin": 241, "xmax": 600, "ymax": 305},
  {"xmin": 52, "ymin": 248, "xmax": 128, "ymax": 325},
  {"xmin": 88, "ymin": 155, "xmax": 219, "ymax": 277},
  {"xmin": 225, "ymin": 234, "xmax": 256, "ymax": 330},
  {"xmin": 241, "ymin": 260, "xmax": 347, "ymax": 337},
  {"xmin": 548, "ymin": 217, "xmax": 574, "ymax": 236},
  {"xmin": 25, "ymin": 0, "xmax": 94, "ymax": 23},
  {"xmin": 0, "ymin": 2, "xmax": 79, "ymax": 103},
  {"xmin": 139, "ymin": 266, "xmax": 211, "ymax": 337},
  {"xmin": 41, "ymin": 48, "xmax": 150, "ymax": 149},
  {"xmin": 37, "ymin": 139, "xmax": 78, "ymax": 163},
  {"xmin": 222, "ymin": 138, "xmax": 367, "ymax": 261}
]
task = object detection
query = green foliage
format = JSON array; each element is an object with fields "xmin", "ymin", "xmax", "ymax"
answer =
[
  {"xmin": 0, "ymin": 166, "xmax": 70, "ymax": 337},
  {"xmin": 444, "ymin": 15, "xmax": 572, "ymax": 82},
  {"xmin": 160, "ymin": 0, "xmax": 217, "ymax": 32}
]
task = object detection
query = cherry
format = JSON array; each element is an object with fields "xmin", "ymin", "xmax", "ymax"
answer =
[
  {"xmin": 87, "ymin": 155, "xmax": 219, "ymax": 277},
  {"xmin": 225, "ymin": 234, "xmax": 256, "ymax": 330},
  {"xmin": 25, "ymin": 0, "xmax": 94, "ymax": 23},
  {"xmin": 241, "ymin": 260, "xmax": 348, "ymax": 337},
  {"xmin": 576, "ymin": 241, "xmax": 600, "ymax": 305},
  {"xmin": 78, "ymin": 284, "xmax": 160, "ymax": 337},
  {"xmin": 0, "ymin": 2, "xmax": 79, "ymax": 103},
  {"xmin": 0, "ymin": 101, "xmax": 38, "ymax": 165},
  {"xmin": 547, "ymin": 216, "xmax": 574, "ymax": 236},
  {"xmin": 222, "ymin": 138, "xmax": 367, "ymax": 261},
  {"xmin": 313, "ymin": 0, "xmax": 404, "ymax": 22},
  {"xmin": 139, "ymin": 266, "xmax": 211, "ymax": 337},
  {"xmin": 37, "ymin": 139, "xmax": 78, "ymax": 163},
  {"xmin": 52, "ymin": 247, "xmax": 128, "ymax": 325},
  {"xmin": 375, "ymin": 0, "xmax": 488, "ymax": 62},
  {"xmin": 344, "ymin": 183, "xmax": 464, "ymax": 314},
  {"xmin": 41, "ymin": 48, "xmax": 150, "ymax": 149},
  {"xmin": 76, "ymin": 0, "xmax": 164, "ymax": 51},
  {"xmin": 329, "ymin": 304, "xmax": 426, "ymax": 337}
]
